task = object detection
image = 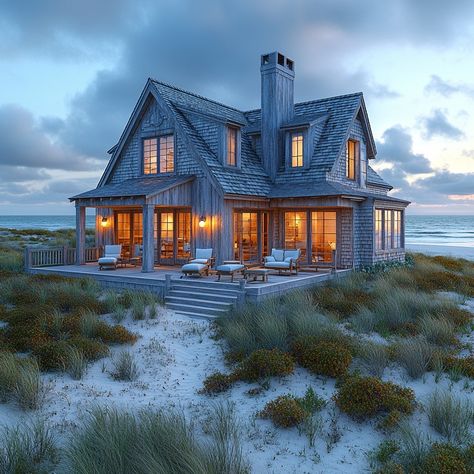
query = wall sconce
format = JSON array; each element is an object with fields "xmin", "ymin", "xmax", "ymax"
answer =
[
  {"xmin": 198, "ymin": 216, "xmax": 206, "ymax": 228},
  {"xmin": 101, "ymin": 216, "xmax": 108, "ymax": 228},
  {"xmin": 328, "ymin": 241, "xmax": 336, "ymax": 251}
]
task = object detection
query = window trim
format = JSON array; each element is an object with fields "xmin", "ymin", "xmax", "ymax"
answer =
[
  {"xmin": 141, "ymin": 133, "xmax": 176, "ymax": 176},
  {"xmin": 374, "ymin": 208, "xmax": 404, "ymax": 252}
]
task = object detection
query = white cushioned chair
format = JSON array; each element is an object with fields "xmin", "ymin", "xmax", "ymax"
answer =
[
  {"xmin": 98, "ymin": 245, "xmax": 122, "ymax": 270},
  {"xmin": 264, "ymin": 248, "xmax": 301, "ymax": 275}
]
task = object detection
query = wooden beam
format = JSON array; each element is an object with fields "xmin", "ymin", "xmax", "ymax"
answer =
[
  {"xmin": 75, "ymin": 205, "xmax": 86, "ymax": 265},
  {"xmin": 142, "ymin": 203, "xmax": 155, "ymax": 273}
]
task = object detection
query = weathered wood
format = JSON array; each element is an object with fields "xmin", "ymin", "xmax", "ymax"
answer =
[
  {"xmin": 75, "ymin": 206, "xmax": 86, "ymax": 265},
  {"xmin": 142, "ymin": 203, "xmax": 155, "ymax": 272}
]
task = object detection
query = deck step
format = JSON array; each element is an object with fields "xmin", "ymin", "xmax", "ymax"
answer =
[
  {"xmin": 165, "ymin": 296, "xmax": 232, "ymax": 309},
  {"xmin": 170, "ymin": 284, "xmax": 241, "ymax": 297},
  {"xmin": 170, "ymin": 310, "xmax": 218, "ymax": 320},
  {"xmin": 167, "ymin": 291, "xmax": 238, "ymax": 304},
  {"xmin": 170, "ymin": 278, "xmax": 241, "ymax": 291},
  {"xmin": 166, "ymin": 302, "xmax": 229, "ymax": 317}
]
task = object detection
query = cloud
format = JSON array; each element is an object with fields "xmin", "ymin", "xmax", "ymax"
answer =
[
  {"xmin": 376, "ymin": 126, "xmax": 432, "ymax": 174},
  {"xmin": 0, "ymin": 104, "xmax": 102, "ymax": 171},
  {"xmin": 420, "ymin": 109, "xmax": 465, "ymax": 140},
  {"xmin": 424, "ymin": 75, "xmax": 474, "ymax": 98}
]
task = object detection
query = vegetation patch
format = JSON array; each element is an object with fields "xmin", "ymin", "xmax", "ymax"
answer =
[
  {"xmin": 235, "ymin": 348, "xmax": 294, "ymax": 382},
  {"xmin": 334, "ymin": 375, "xmax": 415, "ymax": 425}
]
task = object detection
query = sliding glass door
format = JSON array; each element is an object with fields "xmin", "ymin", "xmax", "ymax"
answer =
[
  {"xmin": 156, "ymin": 209, "xmax": 191, "ymax": 265},
  {"xmin": 233, "ymin": 211, "xmax": 269, "ymax": 263}
]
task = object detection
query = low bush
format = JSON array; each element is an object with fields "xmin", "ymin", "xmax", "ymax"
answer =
[
  {"xmin": 236, "ymin": 349, "xmax": 294, "ymax": 382},
  {"xmin": 33, "ymin": 340, "xmax": 71, "ymax": 371},
  {"xmin": 423, "ymin": 443, "xmax": 470, "ymax": 474},
  {"xmin": 95, "ymin": 323, "xmax": 138, "ymax": 345},
  {"xmin": 426, "ymin": 391, "xmax": 473, "ymax": 444},
  {"xmin": 292, "ymin": 338, "xmax": 352, "ymax": 378},
  {"xmin": 334, "ymin": 375, "xmax": 415, "ymax": 423},
  {"xmin": 201, "ymin": 372, "xmax": 235, "ymax": 394},
  {"xmin": 259, "ymin": 395, "xmax": 308, "ymax": 428},
  {"xmin": 393, "ymin": 337, "xmax": 434, "ymax": 379},
  {"xmin": 110, "ymin": 350, "xmax": 139, "ymax": 381},
  {"xmin": 68, "ymin": 336, "xmax": 110, "ymax": 361},
  {"xmin": 443, "ymin": 355, "xmax": 474, "ymax": 379}
]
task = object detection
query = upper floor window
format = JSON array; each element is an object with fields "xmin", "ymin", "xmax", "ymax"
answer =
[
  {"xmin": 346, "ymin": 139, "xmax": 359, "ymax": 180},
  {"xmin": 227, "ymin": 127, "xmax": 237, "ymax": 166},
  {"xmin": 291, "ymin": 133, "xmax": 304, "ymax": 167},
  {"xmin": 143, "ymin": 135, "xmax": 174, "ymax": 175}
]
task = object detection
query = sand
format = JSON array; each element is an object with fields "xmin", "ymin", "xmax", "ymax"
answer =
[{"xmin": 407, "ymin": 244, "xmax": 474, "ymax": 261}]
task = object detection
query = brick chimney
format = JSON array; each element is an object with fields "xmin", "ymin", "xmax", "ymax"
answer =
[{"xmin": 260, "ymin": 52, "xmax": 295, "ymax": 180}]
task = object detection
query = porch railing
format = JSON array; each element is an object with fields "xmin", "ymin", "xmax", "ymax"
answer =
[{"xmin": 25, "ymin": 246, "xmax": 102, "ymax": 269}]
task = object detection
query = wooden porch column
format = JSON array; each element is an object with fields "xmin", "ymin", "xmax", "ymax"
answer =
[
  {"xmin": 142, "ymin": 203, "xmax": 155, "ymax": 273},
  {"xmin": 75, "ymin": 204, "xmax": 86, "ymax": 265}
]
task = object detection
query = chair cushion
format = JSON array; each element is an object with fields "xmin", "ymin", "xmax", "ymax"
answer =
[
  {"xmin": 265, "ymin": 261, "xmax": 290, "ymax": 269},
  {"xmin": 271, "ymin": 248, "xmax": 284, "ymax": 261},
  {"xmin": 264, "ymin": 256, "xmax": 276, "ymax": 263},
  {"xmin": 195, "ymin": 248, "xmax": 213, "ymax": 260},
  {"xmin": 284, "ymin": 250, "xmax": 300, "ymax": 260},
  {"xmin": 182, "ymin": 263, "xmax": 207, "ymax": 272},
  {"xmin": 104, "ymin": 245, "xmax": 122, "ymax": 258},
  {"xmin": 284, "ymin": 257, "xmax": 294, "ymax": 263},
  {"xmin": 216, "ymin": 264, "xmax": 245, "ymax": 273},
  {"xmin": 98, "ymin": 257, "xmax": 117, "ymax": 264},
  {"xmin": 190, "ymin": 258, "xmax": 209, "ymax": 264}
]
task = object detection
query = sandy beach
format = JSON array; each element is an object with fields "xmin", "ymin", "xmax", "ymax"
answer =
[{"xmin": 407, "ymin": 244, "xmax": 474, "ymax": 261}]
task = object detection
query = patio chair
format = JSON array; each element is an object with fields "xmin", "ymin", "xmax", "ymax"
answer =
[
  {"xmin": 181, "ymin": 248, "xmax": 214, "ymax": 278},
  {"xmin": 98, "ymin": 244, "xmax": 122, "ymax": 270},
  {"xmin": 264, "ymin": 248, "xmax": 301, "ymax": 275}
]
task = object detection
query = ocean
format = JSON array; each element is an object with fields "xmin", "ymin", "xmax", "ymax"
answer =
[{"xmin": 0, "ymin": 214, "xmax": 473, "ymax": 247}]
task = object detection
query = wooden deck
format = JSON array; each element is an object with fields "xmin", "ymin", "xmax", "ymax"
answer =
[{"xmin": 29, "ymin": 263, "xmax": 351, "ymax": 302}]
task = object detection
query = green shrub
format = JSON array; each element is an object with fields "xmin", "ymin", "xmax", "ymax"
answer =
[
  {"xmin": 68, "ymin": 336, "xmax": 109, "ymax": 361},
  {"xmin": 201, "ymin": 372, "xmax": 235, "ymax": 394},
  {"xmin": 292, "ymin": 338, "xmax": 352, "ymax": 378},
  {"xmin": 423, "ymin": 443, "xmax": 469, "ymax": 474},
  {"xmin": 259, "ymin": 395, "xmax": 307, "ymax": 428},
  {"xmin": 95, "ymin": 323, "xmax": 138, "ymax": 345},
  {"xmin": 335, "ymin": 376, "xmax": 415, "ymax": 423},
  {"xmin": 443, "ymin": 355, "xmax": 474, "ymax": 379},
  {"xmin": 33, "ymin": 340, "xmax": 71, "ymax": 371},
  {"xmin": 236, "ymin": 349, "xmax": 294, "ymax": 382}
]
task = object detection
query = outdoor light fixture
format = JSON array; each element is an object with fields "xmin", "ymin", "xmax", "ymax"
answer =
[
  {"xmin": 328, "ymin": 241, "xmax": 337, "ymax": 273},
  {"xmin": 328, "ymin": 241, "xmax": 336, "ymax": 251},
  {"xmin": 198, "ymin": 216, "xmax": 206, "ymax": 228},
  {"xmin": 101, "ymin": 216, "xmax": 108, "ymax": 227}
]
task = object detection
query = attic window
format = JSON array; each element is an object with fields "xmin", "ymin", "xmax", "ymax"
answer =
[
  {"xmin": 291, "ymin": 133, "xmax": 304, "ymax": 168},
  {"xmin": 346, "ymin": 139, "xmax": 359, "ymax": 181},
  {"xmin": 227, "ymin": 127, "xmax": 237, "ymax": 166},
  {"xmin": 278, "ymin": 53, "xmax": 285, "ymax": 66},
  {"xmin": 262, "ymin": 55, "xmax": 270, "ymax": 65},
  {"xmin": 286, "ymin": 58, "xmax": 294, "ymax": 71},
  {"xmin": 143, "ymin": 135, "xmax": 174, "ymax": 175}
]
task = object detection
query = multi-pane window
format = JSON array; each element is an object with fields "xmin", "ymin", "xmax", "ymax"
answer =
[
  {"xmin": 346, "ymin": 139, "xmax": 358, "ymax": 180},
  {"xmin": 375, "ymin": 209, "xmax": 383, "ymax": 250},
  {"xmin": 143, "ymin": 135, "xmax": 174, "ymax": 174},
  {"xmin": 160, "ymin": 212, "xmax": 174, "ymax": 259},
  {"xmin": 361, "ymin": 152, "xmax": 367, "ymax": 185},
  {"xmin": 375, "ymin": 209, "xmax": 403, "ymax": 250},
  {"xmin": 227, "ymin": 127, "xmax": 237, "ymax": 166},
  {"xmin": 291, "ymin": 133, "xmax": 304, "ymax": 167},
  {"xmin": 311, "ymin": 211, "xmax": 336, "ymax": 262}
]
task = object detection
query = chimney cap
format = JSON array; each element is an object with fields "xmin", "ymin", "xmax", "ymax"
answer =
[{"xmin": 261, "ymin": 52, "xmax": 294, "ymax": 73}]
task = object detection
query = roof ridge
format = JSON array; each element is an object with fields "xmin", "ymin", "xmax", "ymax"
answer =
[
  {"xmin": 243, "ymin": 91, "xmax": 363, "ymax": 115},
  {"xmin": 150, "ymin": 78, "xmax": 244, "ymax": 114}
]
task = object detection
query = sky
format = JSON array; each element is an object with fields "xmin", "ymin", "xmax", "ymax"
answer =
[{"xmin": 0, "ymin": 0, "xmax": 473, "ymax": 215}]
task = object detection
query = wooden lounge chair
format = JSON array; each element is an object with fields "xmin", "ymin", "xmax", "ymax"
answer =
[
  {"xmin": 181, "ymin": 248, "xmax": 213, "ymax": 277},
  {"xmin": 98, "ymin": 245, "xmax": 122, "ymax": 270},
  {"xmin": 263, "ymin": 248, "xmax": 301, "ymax": 275}
]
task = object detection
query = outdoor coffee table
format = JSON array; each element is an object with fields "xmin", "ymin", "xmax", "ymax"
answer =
[{"xmin": 243, "ymin": 268, "xmax": 270, "ymax": 283}]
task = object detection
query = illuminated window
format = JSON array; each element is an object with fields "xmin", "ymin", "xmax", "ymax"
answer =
[
  {"xmin": 227, "ymin": 127, "xmax": 237, "ymax": 166},
  {"xmin": 375, "ymin": 209, "xmax": 383, "ymax": 250},
  {"xmin": 284, "ymin": 211, "xmax": 307, "ymax": 257},
  {"xmin": 346, "ymin": 139, "xmax": 358, "ymax": 180},
  {"xmin": 393, "ymin": 210, "xmax": 402, "ymax": 248},
  {"xmin": 291, "ymin": 133, "xmax": 304, "ymax": 167},
  {"xmin": 311, "ymin": 211, "xmax": 336, "ymax": 262},
  {"xmin": 143, "ymin": 135, "xmax": 174, "ymax": 174}
]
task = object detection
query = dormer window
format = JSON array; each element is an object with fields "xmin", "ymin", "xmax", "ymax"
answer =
[
  {"xmin": 291, "ymin": 132, "xmax": 304, "ymax": 167},
  {"xmin": 346, "ymin": 139, "xmax": 359, "ymax": 181},
  {"xmin": 143, "ymin": 135, "xmax": 174, "ymax": 175},
  {"xmin": 227, "ymin": 127, "xmax": 237, "ymax": 166}
]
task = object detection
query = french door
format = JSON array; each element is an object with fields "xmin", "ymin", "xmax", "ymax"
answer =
[
  {"xmin": 156, "ymin": 210, "xmax": 191, "ymax": 265},
  {"xmin": 233, "ymin": 211, "xmax": 269, "ymax": 263}
]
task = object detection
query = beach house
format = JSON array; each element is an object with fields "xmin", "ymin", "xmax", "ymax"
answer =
[{"xmin": 70, "ymin": 51, "xmax": 409, "ymax": 273}]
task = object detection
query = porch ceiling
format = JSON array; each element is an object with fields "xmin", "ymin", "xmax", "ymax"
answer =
[{"xmin": 70, "ymin": 175, "xmax": 195, "ymax": 202}]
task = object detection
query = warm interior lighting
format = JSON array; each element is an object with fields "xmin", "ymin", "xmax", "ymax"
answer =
[
  {"xmin": 328, "ymin": 241, "xmax": 336, "ymax": 251},
  {"xmin": 198, "ymin": 216, "xmax": 206, "ymax": 228},
  {"xmin": 101, "ymin": 216, "xmax": 108, "ymax": 228}
]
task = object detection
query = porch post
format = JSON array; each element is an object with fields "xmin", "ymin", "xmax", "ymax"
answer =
[
  {"xmin": 142, "ymin": 203, "xmax": 155, "ymax": 273},
  {"xmin": 75, "ymin": 204, "xmax": 86, "ymax": 265}
]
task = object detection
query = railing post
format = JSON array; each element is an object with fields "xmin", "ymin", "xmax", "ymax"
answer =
[
  {"xmin": 164, "ymin": 274, "xmax": 172, "ymax": 297},
  {"xmin": 63, "ymin": 245, "xmax": 68, "ymax": 265},
  {"xmin": 23, "ymin": 247, "xmax": 31, "ymax": 271},
  {"xmin": 237, "ymin": 279, "xmax": 246, "ymax": 307}
]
